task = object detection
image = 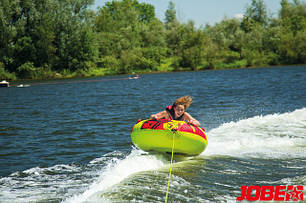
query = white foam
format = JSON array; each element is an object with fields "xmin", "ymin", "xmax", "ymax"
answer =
[
  {"xmin": 64, "ymin": 149, "xmax": 167, "ymax": 203},
  {"xmin": 64, "ymin": 107, "xmax": 306, "ymax": 202},
  {"xmin": 204, "ymin": 108, "xmax": 306, "ymax": 158},
  {"xmin": 2, "ymin": 109, "xmax": 305, "ymax": 202},
  {"xmin": 0, "ymin": 164, "xmax": 85, "ymax": 203},
  {"xmin": 0, "ymin": 149, "xmax": 168, "ymax": 203}
]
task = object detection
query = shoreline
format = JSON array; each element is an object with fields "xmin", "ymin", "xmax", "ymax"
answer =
[{"xmin": 5, "ymin": 64, "xmax": 306, "ymax": 83}]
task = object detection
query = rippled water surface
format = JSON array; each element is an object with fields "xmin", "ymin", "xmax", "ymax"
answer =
[{"xmin": 0, "ymin": 66, "xmax": 305, "ymax": 202}]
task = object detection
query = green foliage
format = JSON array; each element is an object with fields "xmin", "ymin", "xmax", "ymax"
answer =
[
  {"xmin": 245, "ymin": 0, "xmax": 268, "ymax": 26},
  {"xmin": 0, "ymin": 0, "xmax": 96, "ymax": 79},
  {"xmin": 0, "ymin": 0, "xmax": 305, "ymax": 80},
  {"xmin": 276, "ymin": 0, "xmax": 306, "ymax": 64},
  {"xmin": 17, "ymin": 62, "xmax": 56, "ymax": 79},
  {"xmin": 17, "ymin": 62, "xmax": 36, "ymax": 79},
  {"xmin": 0, "ymin": 62, "xmax": 16, "ymax": 80},
  {"xmin": 95, "ymin": 0, "xmax": 167, "ymax": 74},
  {"xmin": 165, "ymin": 0, "xmax": 177, "ymax": 29}
]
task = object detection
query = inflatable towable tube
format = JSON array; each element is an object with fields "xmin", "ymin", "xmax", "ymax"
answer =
[{"xmin": 130, "ymin": 119, "xmax": 208, "ymax": 156}]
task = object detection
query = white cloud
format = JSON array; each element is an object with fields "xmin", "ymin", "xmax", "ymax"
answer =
[{"xmin": 234, "ymin": 13, "xmax": 244, "ymax": 20}]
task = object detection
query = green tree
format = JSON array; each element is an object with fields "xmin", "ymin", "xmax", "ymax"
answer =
[
  {"xmin": 204, "ymin": 18, "xmax": 246, "ymax": 68},
  {"xmin": 280, "ymin": 0, "xmax": 291, "ymax": 19},
  {"xmin": 95, "ymin": 0, "xmax": 166, "ymax": 73},
  {"xmin": 165, "ymin": 0, "xmax": 178, "ymax": 29},
  {"xmin": 177, "ymin": 21, "xmax": 206, "ymax": 70},
  {"xmin": 245, "ymin": 0, "xmax": 268, "ymax": 26},
  {"xmin": 0, "ymin": 0, "xmax": 97, "ymax": 79},
  {"xmin": 1, "ymin": 0, "xmax": 305, "ymax": 79},
  {"xmin": 241, "ymin": 24, "xmax": 270, "ymax": 66},
  {"xmin": 277, "ymin": 0, "xmax": 306, "ymax": 64},
  {"xmin": 53, "ymin": 0, "xmax": 97, "ymax": 71},
  {"xmin": 241, "ymin": 0, "xmax": 268, "ymax": 33}
]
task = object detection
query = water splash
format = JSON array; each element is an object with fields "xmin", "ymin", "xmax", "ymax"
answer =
[
  {"xmin": 0, "ymin": 164, "xmax": 86, "ymax": 203},
  {"xmin": 1, "ymin": 109, "xmax": 305, "ymax": 202},
  {"xmin": 64, "ymin": 149, "xmax": 167, "ymax": 202},
  {"xmin": 205, "ymin": 108, "xmax": 306, "ymax": 158}
]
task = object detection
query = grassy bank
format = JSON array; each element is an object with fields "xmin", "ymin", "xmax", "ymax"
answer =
[{"xmin": 3, "ymin": 60, "xmax": 305, "ymax": 82}]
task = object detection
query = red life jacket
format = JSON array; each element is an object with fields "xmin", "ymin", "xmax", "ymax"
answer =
[{"xmin": 165, "ymin": 105, "xmax": 185, "ymax": 121}]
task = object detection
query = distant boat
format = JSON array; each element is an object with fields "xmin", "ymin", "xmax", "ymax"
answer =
[
  {"xmin": 17, "ymin": 84, "xmax": 30, "ymax": 88},
  {"xmin": 0, "ymin": 80, "xmax": 9, "ymax": 87},
  {"xmin": 129, "ymin": 75, "xmax": 140, "ymax": 80}
]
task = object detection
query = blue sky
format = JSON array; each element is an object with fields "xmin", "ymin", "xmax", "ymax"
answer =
[{"xmin": 93, "ymin": 0, "xmax": 282, "ymax": 27}]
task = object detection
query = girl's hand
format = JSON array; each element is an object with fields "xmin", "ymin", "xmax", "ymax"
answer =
[
  {"xmin": 150, "ymin": 115, "xmax": 157, "ymax": 120},
  {"xmin": 188, "ymin": 119, "xmax": 200, "ymax": 127},
  {"xmin": 187, "ymin": 120, "xmax": 195, "ymax": 125}
]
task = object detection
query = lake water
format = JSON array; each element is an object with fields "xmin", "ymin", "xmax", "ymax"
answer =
[{"xmin": 0, "ymin": 66, "xmax": 305, "ymax": 202}]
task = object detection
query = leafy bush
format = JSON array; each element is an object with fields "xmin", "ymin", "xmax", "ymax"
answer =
[
  {"xmin": 17, "ymin": 62, "xmax": 56, "ymax": 79},
  {"xmin": 99, "ymin": 56, "xmax": 120, "ymax": 73},
  {"xmin": 216, "ymin": 59, "xmax": 248, "ymax": 69},
  {"xmin": 0, "ymin": 62, "xmax": 16, "ymax": 80},
  {"xmin": 17, "ymin": 62, "xmax": 37, "ymax": 79}
]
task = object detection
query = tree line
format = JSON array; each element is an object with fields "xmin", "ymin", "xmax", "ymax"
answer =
[{"xmin": 0, "ymin": 0, "xmax": 305, "ymax": 80}]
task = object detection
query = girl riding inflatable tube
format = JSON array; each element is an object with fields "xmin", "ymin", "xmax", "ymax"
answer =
[{"xmin": 130, "ymin": 119, "xmax": 208, "ymax": 156}]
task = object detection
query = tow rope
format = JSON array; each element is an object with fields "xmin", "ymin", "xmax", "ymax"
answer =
[{"xmin": 165, "ymin": 123, "xmax": 179, "ymax": 203}]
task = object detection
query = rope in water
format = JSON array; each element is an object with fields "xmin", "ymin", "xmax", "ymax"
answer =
[{"xmin": 165, "ymin": 131, "xmax": 176, "ymax": 203}]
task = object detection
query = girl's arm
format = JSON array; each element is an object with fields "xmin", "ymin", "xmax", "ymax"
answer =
[
  {"xmin": 150, "ymin": 110, "xmax": 168, "ymax": 120},
  {"xmin": 184, "ymin": 112, "xmax": 201, "ymax": 127}
]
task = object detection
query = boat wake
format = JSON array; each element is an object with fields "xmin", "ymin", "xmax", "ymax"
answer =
[
  {"xmin": 65, "ymin": 109, "xmax": 306, "ymax": 202},
  {"xmin": 205, "ymin": 108, "xmax": 306, "ymax": 158},
  {"xmin": 64, "ymin": 149, "xmax": 167, "ymax": 202},
  {"xmin": 0, "ymin": 108, "xmax": 305, "ymax": 202}
]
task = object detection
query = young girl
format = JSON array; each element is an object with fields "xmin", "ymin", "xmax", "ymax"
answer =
[{"xmin": 150, "ymin": 96, "xmax": 201, "ymax": 127}]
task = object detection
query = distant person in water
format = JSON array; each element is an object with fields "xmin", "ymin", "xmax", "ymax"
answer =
[
  {"xmin": 129, "ymin": 74, "xmax": 140, "ymax": 79},
  {"xmin": 150, "ymin": 96, "xmax": 201, "ymax": 127}
]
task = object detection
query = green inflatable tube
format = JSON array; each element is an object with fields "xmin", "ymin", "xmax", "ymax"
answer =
[{"xmin": 131, "ymin": 119, "xmax": 208, "ymax": 156}]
